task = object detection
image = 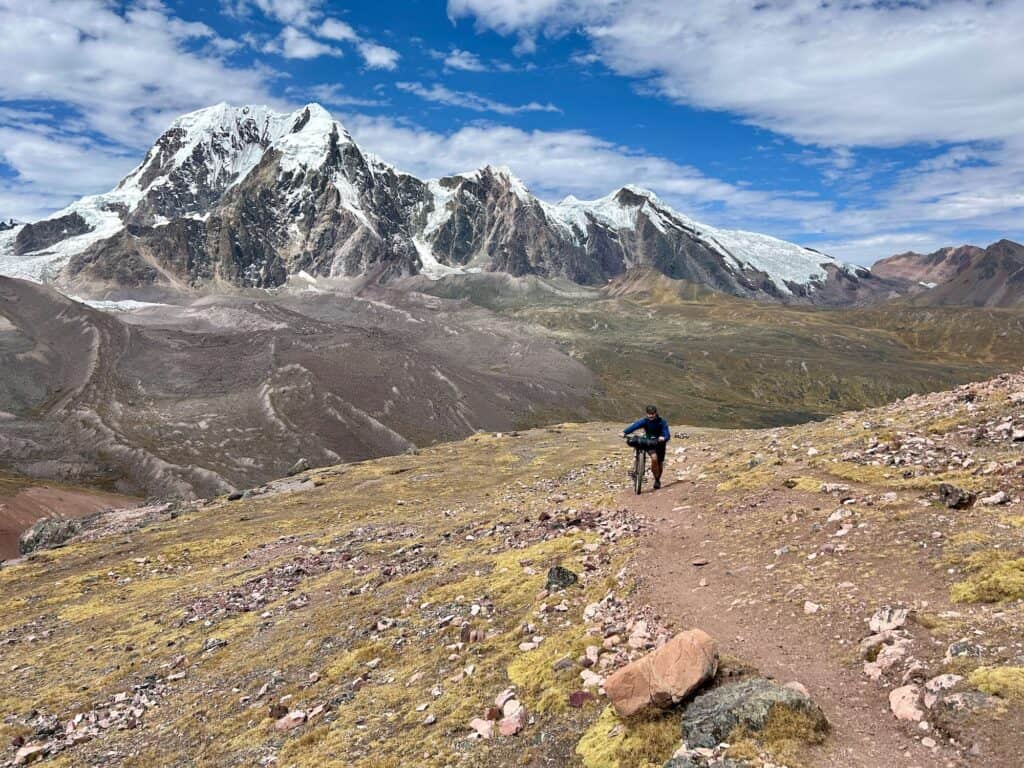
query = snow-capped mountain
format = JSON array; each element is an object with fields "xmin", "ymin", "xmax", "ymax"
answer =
[{"xmin": 0, "ymin": 102, "xmax": 887, "ymax": 303}]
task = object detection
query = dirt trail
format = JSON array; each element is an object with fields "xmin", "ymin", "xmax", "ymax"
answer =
[{"xmin": 626, "ymin": 440, "xmax": 968, "ymax": 768}]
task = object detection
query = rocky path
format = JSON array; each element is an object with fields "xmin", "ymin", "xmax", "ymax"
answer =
[
  {"xmin": 627, "ymin": 372, "xmax": 1024, "ymax": 768},
  {"xmin": 633, "ymin": 478, "xmax": 930, "ymax": 767}
]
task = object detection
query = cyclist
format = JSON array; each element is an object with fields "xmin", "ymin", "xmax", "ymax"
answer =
[{"xmin": 623, "ymin": 405, "xmax": 671, "ymax": 489}]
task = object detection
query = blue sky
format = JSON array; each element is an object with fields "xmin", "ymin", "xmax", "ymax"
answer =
[{"xmin": 1, "ymin": 0, "xmax": 1022, "ymax": 264}]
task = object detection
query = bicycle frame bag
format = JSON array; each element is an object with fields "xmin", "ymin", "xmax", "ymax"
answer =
[{"xmin": 626, "ymin": 435, "xmax": 660, "ymax": 450}]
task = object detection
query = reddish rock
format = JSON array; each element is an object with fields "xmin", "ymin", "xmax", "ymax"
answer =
[
  {"xmin": 274, "ymin": 710, "xmax": 307, "ymax": 731},
  {"xmin": 469, "ymin": 717, "xmax": 493, "ymax": 739},
  {"xmin": 604, "ymin": 629, "xmax": 718, "ymax": 717},
  {"xmin": 568, "ymin": 690, "xmax": 594, "ymax": 708},
  {"xmin": 498, "ymin": 704, "xmax": 527, "ymax": 736}
]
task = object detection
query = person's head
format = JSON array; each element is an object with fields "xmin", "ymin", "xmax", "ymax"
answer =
[{"xmin": 645, "ymin": 405, "xmax": 658, "ymax": 420}]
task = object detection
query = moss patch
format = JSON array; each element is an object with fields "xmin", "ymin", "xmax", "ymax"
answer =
[
  {"xmin": 575, "ymin": 705, "xmax": 680, "ymax": 768},
  {"xmin": 727, "ymin": 703, "xmax": 829, "ymax": 767},
  {"xmin": 969, "ymin": 667, "xmax": 1024, "ymax": 702},
  {"xmin": 950, "ymin": 551, "xmax": 1024, "ymax": 603}
]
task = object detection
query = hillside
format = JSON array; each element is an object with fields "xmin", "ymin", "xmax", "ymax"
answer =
[
  {"xmin": 439, "ymin": 269, "xmax": 1024, "ymax": 426},
  {"xmin": 1, "ymin": 371, "xmax": 1022, "ymax": 767},
  {"xmin": 908, "ymin": 240, "xmax": 1024, "ymax": 308},
  {"xmin": 0, "ymin": 275, "xmax": 593, "ymax": 498},
  {"xmin": 4, "ymin": 270, "xmax": 1024, "ymax": 501},
  {"xmin": 872, "ymin": 240, "xmax": 1024, "ymax": 308},
  {"xmin": 872, "ymin": 246, "xmax": 984, "ymax": 286}
]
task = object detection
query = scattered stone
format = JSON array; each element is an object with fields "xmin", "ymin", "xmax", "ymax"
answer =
[
  {"xmin": 545, "ymin": 566, "xmax": 578, "ymax": 591},
  {"xmin": 274, "ymin": 710, "xmax": 307, "ymax": 732},
  {"xmin": 498, "ymin": 703, "xmax": 527, "ymax": 736},
  {"xmin": 924, "ymin": 674, "xmax": 963, "ymax": 709},
  {"xmin": 469, "ymin": 717, "xmax": 493, "ymax": 739},
  {"xmin": 287, "ymin": 458, "xmax": 310, "ymax": 476},
  {"xmin": 889, "ymin": 685, "xmax": 924, "ymax": 722},
  {"xmin": 14, "ymin": 745, "xmax": 46, "ymax": 765},
  {"xmin": 680, "ymin": 677, "xmax": 829, "ymax": 750},
  {"xmin": 568, "ymin": 690, "xmax": 594, "ymax": 708},
  {"xmin": 980, "ymin": 490, "xmax": 1009, "ymax": 506},
  {"xmin": 869, "ymin": 606, "xmax": 909, "ymax": 633},
  {"xmin": 580, "ymin": 670, "xmax": 604, "ymax": 689},
  {"xmin": 604, "ymin": 629, "xmax": 718, "ymax": 717},
  {"xmin": 691, "ymin": 558, "xmax": 709, "ymax": 567},
  {"xmin": 803, "ymin": 601, "xmax": 821, "ymax": 615}
]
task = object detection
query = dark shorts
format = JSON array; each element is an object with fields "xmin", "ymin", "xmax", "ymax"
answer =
[{"xmin": 646, "ymin": 443, "xmax": 666, "ymax": 463}]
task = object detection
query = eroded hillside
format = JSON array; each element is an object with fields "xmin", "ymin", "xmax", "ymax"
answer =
[{"xmin": 1, "ymin": 371, "xmax": 1023, "ymax": 767}]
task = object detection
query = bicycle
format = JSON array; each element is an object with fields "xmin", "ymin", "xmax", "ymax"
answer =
[{"xmin": 625, "ymin": 434, "xmax": 661, "ymax": 494}]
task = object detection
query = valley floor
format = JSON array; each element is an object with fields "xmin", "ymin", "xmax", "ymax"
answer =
[{"xmin": 1, "ymin": 370, "xmax": 1022, "ymax": 767}]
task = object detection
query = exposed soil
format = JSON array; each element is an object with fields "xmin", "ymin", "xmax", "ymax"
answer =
[{"xmin": 0, "ymin": 482, "xmax": 137, "ymax": 560}]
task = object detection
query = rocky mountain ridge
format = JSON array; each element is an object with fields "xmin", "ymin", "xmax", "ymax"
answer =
[
  {"xmin": 872, "ymin": 245, "xmax": 985, "ymax": 286},
  {"xmin": 872, "ymin": 240, "xmax": 1024, "ymax": 308},
  {"xmin": 0, "ymin": 102, "xmax": 891, "ymax": 304}
]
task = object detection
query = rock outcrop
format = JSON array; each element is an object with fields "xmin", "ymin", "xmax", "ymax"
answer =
[{"xmin": 679, "ymin": 677, "xmax": 829, "ymax": 750}]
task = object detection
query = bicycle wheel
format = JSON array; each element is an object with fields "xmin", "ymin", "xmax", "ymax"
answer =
[{"xmin": 633, "ymin": 450, "xmax": 645, "ymax": 494}]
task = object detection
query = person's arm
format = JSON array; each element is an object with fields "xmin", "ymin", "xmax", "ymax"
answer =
[
  {"xmin": 660, "ymin": 419, "xmax": 671, "ymax": 441},
  {"xmin": 623, "ymin": 418, "xmax": 645, "ymax": 435}
]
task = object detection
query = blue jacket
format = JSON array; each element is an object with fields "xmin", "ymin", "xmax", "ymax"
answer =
[{"xmin": 623, "ymin": 416, "xmax": 670, "ymax": 441}]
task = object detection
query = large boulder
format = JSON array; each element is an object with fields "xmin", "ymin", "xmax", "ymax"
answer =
[
  {"xmin": 938, "ymin": 483, "xmax": 975, "ymax": 509},
  {"xmin": 604, "ymin": 629, "xmax": 718, "ymax": 717},
  {"xmin": 680, "ymin": 677, "xmax": 828, "ymax": 750},
  {"xmin": 18, "ymin": 517, "xmax": 85, "ymax": 555}
]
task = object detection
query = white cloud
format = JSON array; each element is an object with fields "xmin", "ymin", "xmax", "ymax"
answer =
[
  {"xmin": 397, "ymin": 82, "xmax": 559, "ymax": 115},
  {"xmin": 317, "ymin": 17, "xmax": 358, "ymax": 42},
  {"xmin": 449, "ymin": 0, "xmax": 1024, "ymax": 149},
  {"xmin": 265, "ymin": 26, "xmax": 342, "ymax": 59},
  {"xmin": 357, "ymin": 41, "xmax": 401, "ymax": 70},
  {"xmin": 233, "ymin": 0, "xmax": 324, "ymax": 27},
  {"xmin": 0, "ymin": 117, "xmax": 140, "ymax": 220},
  {"xmin": 299, "ymin": 83, "xmax": 388, "ymax": 108},
  {"xmin": 0, "ymin": 1, "xmax": 278, "ymax": 147},
  {"xmin": 343, "ymin": 113, "xmax": 834, "ymax": 230},
  {"xmin": 0, "ymin": 0, "xmax": 281, "ymax": 219},
  {"xmin": 806, "ymin": 232, "xmax": 954, "ymax": 265},
  {"xmin": 448, "ymin": 0, "xmax": 1024, "ymax": 258},
  {"xmin": 443, "ymin": 48, "xmax": 488, "ymax": 72},
  {"xmin": 235, "ymin": 4, "xmax": 399, "ymax": 70}
]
